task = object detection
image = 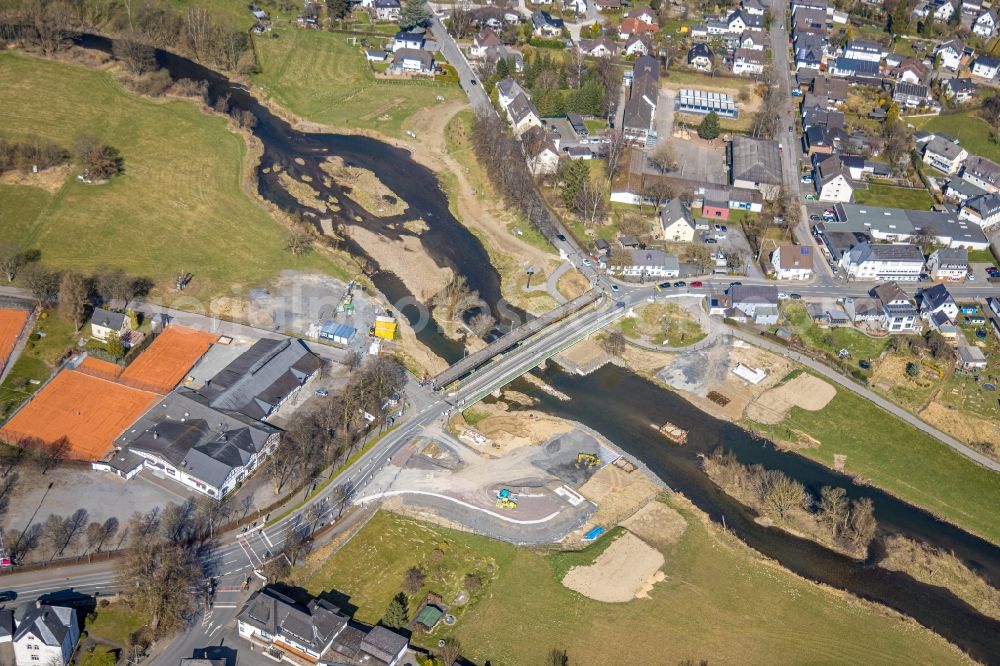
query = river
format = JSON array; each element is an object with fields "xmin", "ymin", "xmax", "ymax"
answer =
[
  {"xmin": 521, "ymin": 364, "xmax": 1000, "ymax": 662},
  {"xmin": 78, "ymin": 34, "xmax": 526, "ymax": 364},
  {"xmin": 74, "ymin": 35, "xmax": 1000, "ymax": 661}
]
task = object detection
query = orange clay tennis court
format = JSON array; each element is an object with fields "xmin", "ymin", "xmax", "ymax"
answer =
[
  {"xmin": 119, "ymin": 325, "xmax": 217, "ymax": 393},
  {"xmin": 0, "ymin": 370, "xmax": 159, "ymax": 460},
  {"xmin": 0, "ymin": 309, "xmax": 29, "ymax": 369}
]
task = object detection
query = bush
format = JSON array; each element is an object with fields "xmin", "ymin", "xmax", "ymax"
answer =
[
  {"xmin": 528, "ymin": 37, "xmax": 566, "ymax": 49},
  {"xmin": 172, "ymin": 78, "xmax": 209, "ymax": 102}
]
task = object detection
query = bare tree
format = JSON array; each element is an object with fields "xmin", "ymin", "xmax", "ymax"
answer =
[
  {"xmin": 8, "ymin": 524, "xmax": 42, "ymax": 563},
  {"xmin": 196, "ymin": 495, "xmax": 231, "ymax": 539},
  {"xmin": 604, "ymin": 129, "xmax": 627, "ymax": 184},
  {"xmin": 58, "ymin": 271, "xmax": 87, "ymax": 330},
  {"xmin": 817, "ymin": 486, "xmax": 849, "ymax": 537},
  {"xmin": 160, "ymin": 499, "xmax": 198, "ymax": 544},
  {"xmin": 286, "ymin": 231, "xmax": 313, "ymax": 257},
  {"xmin": 29, "ymin": 436, "xmax": 71, "ymax": 475},
  {"xmin": 114, "ymin": 37, "xmax": 157, "ymax": 75},
  {"xmin": 128, "ymin": 508, "xmax": 161, "ymax": 541},
  {"xmin": 761, "ymin": 473, "xmax": 808, "ymax": 521},
  {"xmin": 469, "ymin": 312, "xmax": 496, "ymax": 339},
  {"xmin": 22, "ymin": 264, "xmax": 60, "ymax": 305},
  {"xmin": 85, "ymin": 517, "xmax": 120, "ymax": 553},
  {"xmin": 601, "ymin": 330, "xmax": 626, "ymax": 356},
  {"xmin": 403, "ymin": 565, "xmax": 425, "ymax": 595},
  {"xmin": 647, "ymin": 142, "xmax": 676, "ymax": 173},
  {"xmin": 437, "ymin": 638, "xmax": 463, "ymax": 666},
  {"xmin": 847, "ymin": 497, "xmax": 877, "ymax": 549},
  {"xmin": 0, "ymin": 243, "xmax": 28, "ymax": 283},
  {"xmin": 119, "ymin": 539, "xmax": 201, "ymax": 636},
  {"xmin": 431, "ymin": 275, "xmax": 479, "ymax": 322}
]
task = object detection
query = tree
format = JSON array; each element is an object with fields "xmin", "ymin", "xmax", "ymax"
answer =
[
  {"xmin": 760, "ymin": 472, "xmax": 808, "ymax": 520},
  {"xmin": 382, "ymin": 592, "xmax": 408, "ymax": 629},
  {"xmin": 697, "ymin": 111, "xmax": 721, "ymax": 140},
  {"xmin": 398, "ymin": 0, "xmax": 432, "ymax": 30},
  {"xmin": 648, "ymin": 142, "xmax": 676, "ymax": 173},
  {"xmin": 905, "ymin": 361, "xmax": 921, "ymax": 377},
  {"xmin": 847, "ymin": 497, "xmax": 877, "ymax": 549},
  {"xmin": 604, "ymin": 129, "xmax": 627, "ymax": 184},
  {"xmin": 326, "ymin": 0, "xmax": 351, "ymax": 20},
  {"xmin": 817, "ymin": 486, "xmax": 849, "ymax": 537},
  {"xmin": 431, "ymin": 275, "xmax": 479, "ymax": 322},
  {"xmin": 469, "ymin": 312, "xmax": 496, "ymax": 339},
  {"xmin": 113, "ymin": 37, "xmax": 157, "ymax": 75},
  {"xmin": 437, "ymin": 637, "xmax": 462, "ymax": 665},
  {"xmin": 106, "ymin": 331, "xmax": 126, "ymax": 359},
  {"xmin": 601, "ymin": 330, "xmax": 626, "ymax": 356},
  {"xmin": 549, "ymin": 649, "xmax": 570, "ymax": 666},
  {"xmin": 86, "ymin": 517, "xmax": 119, "ymax": 553},
  {"xmin": 22, "ymin": 264, "xmax": 60, "ymax": 305},
  {"xmin": 403, "ymin": 566, "xmax": 426, "ymax": 595},
  {"xmin": 559, "ymin": 158, "xmax": 591, "ymax": 209},
  {"xmin": 119, "ymin": 539, "xmax": 201, "ymax": 636},
  {"xmin": 0, "ymin": 243, "xmax": 29, "ymax": 283},
  {"xmin": 58, "ymin": 271, "xmax": 87, "ymax": 329},
  {"xmin": 31, "ymin": 436, "xmax": 71, "ymax": 475},
  {"xmin": 73, "ymin": 135, "xmax": 122, "ymax": 181}
]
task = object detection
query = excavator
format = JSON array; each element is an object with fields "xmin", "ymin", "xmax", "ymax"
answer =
[
  {"xmin": 577, "ymin": 453, "xmax": 600, "ymax": 468},
  {"xmin": 496, "ymin": 488, "xmax": 517, "ymax": 510}
]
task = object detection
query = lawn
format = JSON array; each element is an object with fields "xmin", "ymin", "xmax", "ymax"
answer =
[
  {"xmin": 913, "ymin": 112, "xmax": 1000, "ymax": 164},
  {"xmin": 0, "ymin": 312, "xmax": 78, "ymax": 420},
  {"xmin": 619, "ymin": 303, "xmax": 706, "ymax": 346},
  {"xmin": 301, "ymin": 509, "xmax": 966, "ymax": 665},
  {"xmin": 168, "ymin": 0, "xmax": 255, "ymax": 29},
  {"xmin": 749, "ymin": 386, "xmax": 1000, "ymax": 546},
  {"xmin": 252, "ymin": 17, "xmax": 463, "ymax": 137},
  {"xmin": 84, "ymin": 603, "xmax": 148, "ymax": 647},
  {"xmin": 0, "ymin": 53, "xmax": 343, "ymax": 300},
  {"xmin": 782, "ymin": 302, "xmax": 891, "ymax": 361},
  {"xmin": 854, "ymin": 183, "xmax": 934, "ymax": 210},
  {"xmin": 968, "ymin": 248, "xmax": 999, "ymax": 267}
]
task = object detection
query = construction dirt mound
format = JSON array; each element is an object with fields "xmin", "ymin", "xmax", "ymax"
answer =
[
  {"xmin": 621, "ymin": 501, "xmax": 688, "ymax": 551},
  {"xmin": 745, "ymin": 374, "xmax": 836, "ymax": 425},
  {"xmin": 562, "ymin": 531, "xmax": 665, "ymax": 603}
]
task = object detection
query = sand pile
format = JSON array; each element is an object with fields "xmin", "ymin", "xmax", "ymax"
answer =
[
  {"xmin": 745, "ymin": 374, "xmax": 836, "ymax": 425},
  {"xmin": 562, "ymin": 532, "xmax": 665, "ymax": 602}
]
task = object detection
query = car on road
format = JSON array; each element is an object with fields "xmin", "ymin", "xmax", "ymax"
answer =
[
  {"xmin": 801, "ymin": 175, "xmax": 813, "ymax": 184},
  {"xmin": 791, "ymin": 89, "xmax": 802, "ymax": 97},
  {"xmin": 657, "ymin": 282, "xmax": 672, "ymax": 290},
  {"xmin": 470, "ymin": 79, "xmax": 478, "ymax": 85},
  {"xmin": 0, "ymin": 592, "xmax": 16, "ymax": 603},
  {"xmin": 691, "ymin": 280, "xmax": 703, "ymax": 287},
  {"xmin": 582, "ymin": 258, "xmax": 592, "ymax": 266},
  {"xmin": 788, "ymin": 125, "xmax": 793, "ymax": 133},
  {"xmin": 729, "ymin": 281, "xmax": 742, "ymax": 287},
  {"xmin": 809, "ymin": 214, "xmax": 821, "ymax": 221},
  {"xmin": 315, "ymin": 388, "xmax": 329, "ymax": 397},
  {"xmin": 806, "ymin": 194, "xmax": 817, "ymax": 201},
  {"xmin": 789, "ymin": 293, "xmax": 802, "ymax": 299},
  {"xmin": 778, "ymin": 143, "xmax": 783, "ymax": 152},
  {"xmin": 778, "ymin": 292, "xmax": 789, "ymax": 299},
  {"xmin": 967, "ymin": 273, "xmax": 975, "ymax": 281},
  {"xmin": 557, "ymin": 234, "xmax": 567, "ymax": 242},
  {"xmin": 610, "ymin": 284, "xmax": 620, "ymax": 293},
  {"xmin": 673, "ymin": 281, "xmax": 687, "ymax": 287}
]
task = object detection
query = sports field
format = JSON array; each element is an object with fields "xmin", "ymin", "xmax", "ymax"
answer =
[
  {"xmin": 0, "ymin": 370, "xmax": 158, "ymax": 459},
  {"xmin": 0, "ymin": 309, "xmax": 30, "ymax": 370},
  {"xmin": 119, "ymin": 326, "xmax": 216, "ymax": 393}
]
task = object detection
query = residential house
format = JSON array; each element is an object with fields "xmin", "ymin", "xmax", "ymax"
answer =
[
  {"xmin": 893, "ymin": 58, "xmax": 927, "ymax": 84},
  {"xmin": 506, "ymin": 93, "xmax": 542, "ymax": 137},
  {"xmin": 615, "ymin": 249, "xmax": 681, "ymax": 278},
  {"xmin": 771, "ymin": 245, "xmax": 815, "ymax": 280},
  {"xmin": 830, "ymin": 57, "xmax": 880, "ymax": 78},
  {"xmin": 815, "ymin": 154, "xmax": 854, "ymax": 202},
  {"xmin": 729, "ymin": 187, "xmax": 764, "ymax": 211},
  {"xmin": 624, "ymin": 34, "xmax": 651, "ymax": 56},
  {"xmin": 739, "ymin": 31, "xmax": 766, "ymax": 50},
  {"xmin": 922, "ymin": 136, "xmax": 969, "ymax": 174},
  {"xmin": 660, "ymin": 198, "xmax": 697, "ymax": 241},
  {"xmin": 943, "ymin": 77, "xmax": 977, "ymax": 103},
  {"xmin": 839, "ymin": 242, "xmax": 925, "ymax": 281},
  {"xmin": 707, "ymin": 19, "xmax": 729, "ymax": 35},
  {"xmin": 470, "ymin": 28, "xmax": 501, "ymax": 57},
  {"xmin": 959, "ymin": 192, "xmax": 1000, "ymax": 227},
  {"xmin": 618, "ymin": 17, "xmax": 659, "ymax": 39},
  {"xmin": 625, "ymin": 5, "xmax": 656, "ymax": 23},
  {"xmin": 364, "ymin": 49, "xmax": 388, "ymax": 62},
  {"xmin": 678, "ymin": 88, "xmax": 738, "ymax": 117},
  {"xmin": 372, "ymin": 0, "xmax": 400, "ymax": 20},
  {"xmin": 690, "ymin": 24, "xmax": 709, "ymax": 39},
  {"xmin": 90, "ymin": 307, "xmax": 131, "ymax": 343},
  {"xmin": 730, "ymin": 136, "xmax": 782, "ymax": 200},
  {"xmin": 13, "ymin": 604, "xmax": 80, "ymax": 666},
  {"xmin": 483, "ymin": 44, "xmax": 524, "ymax": 73},
  {"xmin": 622, "ymin": 55, "xmax": 659, "ymax": 142},
  {"xmin": 926, "ymin": 247, "xmax": 969, "ymax": 280},
  {"xmin": 918, "ymin": 283, "xmax": 959, "ymax": 322},
  {"xmin": 794, "ymin": 7, "xmax": 828, "ymax": 29},
  {"xmin": 944, "ymin": 177, "xmax": 987, "ymax": 202},
  {"xmin": 687, "ymin": 44, "xmax": 714, "ymax": 71},
  {"xmin": 727, "ymin": 9, "xmax": 763, "ymax": 32},
  {"xmin": 843, "ymin": 39, "xmax": 886, "ymax": 62},
  {"xmin": 564, "ymin": 0, "xmax": 587, "ymax": 14},
  {"xmin": 974, "ymin": 9, "xmax": 997, "ymax": 37},
  {"xmin": 931, "ymin": 0, "xmax": 956, "ymax": 19},
  {"xmin": 962, "ymin": 0, "xmax": 983, "ymax": 14},
  {"xmin": 577, "ymin": 37, "xmax": 619, "ymax": 58},
  {"xmin": 742, "ymin": 0, "xmax": 766, "ymax": 15},
  {"xmin": 934, "ymin": 39, "xmax": 965, "ymax": 71},
  {"xmin": 972, "ymin": 56, "xmax": 1000, "ymax": 79},
  {"xmin": 794, "ymin": 43, "xmax": 824, "ymax": 70},
  {"xmin": 702, "ymin": 188, "xmax": 731, "ymax": 219},
  {"xmin": 497, "ymin": 77, "xmax": 529, "ymax": 110},
  {"xmin": 729, "ymin": 285, "xmax": 781, "ymax": 325},
  {"xmin": 391, "ymin": 48, "xmax": 434, "ymax": 74},
  {"xmin": 872, "ymin": 282, "xmax": 921, "ymax": 332},
  {"xmin": 392, "ymin": 30, "xmax": 424, "ymax": 52},
  {"xmin": 522, "ymin": 126, "xmax": 560, "ymax": 175},
  {"xmin": 530, "ymin": 11, "xmax": 564, "ymax": 36},
  {"xmin": 893, "ymin": 81, "xmax": 930, "ymax": 108},
  {"xmin": 595, "ymin": 0, "xmax": 622, "ymax": 9},
  {"xmin": 237, "ymin": 587, "xmax": 409, "ymax": 666},
  {"xmin": 811, "ymin": 76, "xmax": 849, "ymax": 107},
  {"xmin": 733, "ymin": 48, "xmax": 765, "ymax": 75},
  {"xmin": 961, "ymin": 155, "xmax": 1000, "ymax": 192},
  {"xmin": 804, "ymin": 125, "xmax": 836, "ymax": 157}
]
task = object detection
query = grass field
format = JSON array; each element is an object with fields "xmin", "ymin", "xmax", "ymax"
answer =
[
  {"xmin": 252, "ymin": 17, "xmax": 463, "ymax": 137},
  {"xmin": 748, "ymin": 385, "xmax": 1000, "ymax": 545},
  {"xmin": 84, "ymin": 603, "xmax": 148, "ymax": 647},
  {"xmin": 299, "ymin": 509, "xmax": 965, "ymax": 665},
  {"xmin": 167, "ymin": 0, "xmax": 255, "ymax": 29},
  {"xmin": 854, "ymin": 183, "xmax": 934, "ymax": 210},
  {"xmin": 782, "ymin": 301, "xmax": 891, "ymax": 361},
  {"xmin": 912, "ymin": 112, "xmax": 1000, "ymax": 163},
  {"xmin": 0, "ymin": 53, "xmax": 342, "ymax": 300}
]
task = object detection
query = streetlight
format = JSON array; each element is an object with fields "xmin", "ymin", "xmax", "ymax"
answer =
[{"xmin": 526, "ymin": 266, "xmax": 537, "ymax": 289}]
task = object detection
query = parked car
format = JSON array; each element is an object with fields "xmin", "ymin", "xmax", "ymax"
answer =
[
  {"xmin": 778, "ymin": 292, "xmax": 789, "ymax": 299},
  {"xmin": 789, "ymin": 293, "xmax": 802, "ymax": 299},
  {"xmin": 673, "ymin": 281, "xmax": 687, "ymax": 287},
  {"xmin": 729, "ymin": 281, "xmax": 742, "ymax": 287},
  {"xmin": 791, "ymin": 89, "xmax": 802, "ymax": 97},
  {"xmin": 610, "ymin": 284, "xmax": 620, "ymax": 293},
  {"xmin": 705, "ymin": 237, "xmax": 718, "ymax": 244},
  {"xmin": 315, "ymin": 388, "xmax": 329, "ymax": 397},
  {"xmin": 809, "ymin": 214, "xmax": 821, "ymax": 221},
  {"xmin": 801, "ymin": 175, "xmax": 813, "ymax": 184},
  {"xmin": 582, "ymin": 258, "xmax": 592, "ymax": 266},
  {"xmin": 691, "ymin": 280, "xmax": 703, "ymax": 287},
  {"xmin": 0, "ymin": 592, "xmax": 16, "ymax": 603},
  {"xmin": 657, "ymin": 282, "xmax": 672, "ymax": 290},
  {"xmin": 778, "ymin": 143, "xmax": 783, "ymax": 152},
  {"xmin": 806, "ymin": 194, "xmax": 816, "ymax": 201},
  {"xmin": 557, "ymin": 234, "xmax": 567, "ymax": 241}
]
